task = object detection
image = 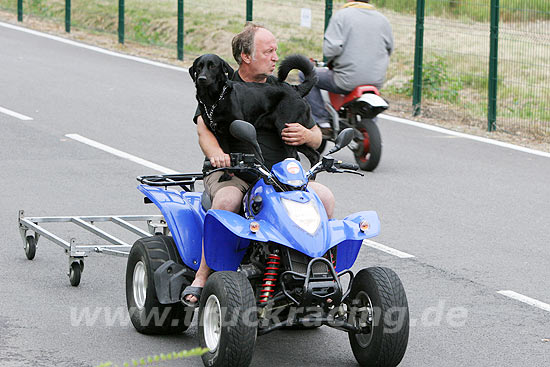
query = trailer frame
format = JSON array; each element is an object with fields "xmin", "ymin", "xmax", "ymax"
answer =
[{"xmin": 18, "ymin": 210, "xmax": 168, "ymax": 286}]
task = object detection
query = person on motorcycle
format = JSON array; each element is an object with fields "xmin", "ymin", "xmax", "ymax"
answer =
[
  {"xmin": 306, "ymin": 0, "xmax": 394, "ymax": 134},
  {"xmin": 184, "ymin": 23, "xmax": 336, "ymax": 306}
]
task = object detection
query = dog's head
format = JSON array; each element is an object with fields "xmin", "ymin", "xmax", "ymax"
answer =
[{"xmin": 189, "ymin": 54, "xmax": 234, "ymax": 88}]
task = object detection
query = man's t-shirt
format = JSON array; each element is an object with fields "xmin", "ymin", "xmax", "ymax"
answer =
[{"xmin": 194, "ymin": 71, "xmax": 310, "ymax": 172}]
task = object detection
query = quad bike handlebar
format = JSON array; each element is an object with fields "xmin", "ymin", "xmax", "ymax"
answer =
[{"xmin": 202, "ymin": 152, "xmax": 363, "ymax": 180}]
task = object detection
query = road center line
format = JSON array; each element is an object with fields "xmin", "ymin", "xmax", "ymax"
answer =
[
  {"xmin": 363, "ymin": 239, "xmax": 415, "ymax": 258},
  {"xmin": 497, "ymin": 290, "xmax": 550, "ymax": 312},
  {"xmin": 0, "ymin": 106, "xmax": 33, "ymax": 120},
  {"xmin": 65, "ymin": 133, "xmax": 178, "ymax": 174}
]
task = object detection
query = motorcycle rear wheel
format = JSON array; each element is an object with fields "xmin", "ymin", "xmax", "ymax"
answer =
[{"xmin": 354, "ymin": 118, "xmax": 382, "ymax": 172}]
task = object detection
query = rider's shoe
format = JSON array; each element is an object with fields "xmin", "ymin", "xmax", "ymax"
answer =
[{"xmin": 181, "ymin": 285, "xmax": 203, "ymax": 308}]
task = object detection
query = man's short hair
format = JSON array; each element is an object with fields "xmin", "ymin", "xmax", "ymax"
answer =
[{"xmin": 232, "ymin": 23, "xmax": 265, "ymax": 65}]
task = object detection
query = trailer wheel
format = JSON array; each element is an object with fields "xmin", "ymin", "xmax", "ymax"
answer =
[
  {"xmin": 69, "ymin": 261, "xmax": 81, "ymax": 287},
  {"xmin": 25, "ymin": 236, "xmax": 36, "ymax": 260},
  {"xmin": 126, "ymin": 235, "xmax": 193, "ymax": 335}
]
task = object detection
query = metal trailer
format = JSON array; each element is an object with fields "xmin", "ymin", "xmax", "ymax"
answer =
[{"xmin": 17, "ymin": 210, "xmax": 168, "ymax": 286}]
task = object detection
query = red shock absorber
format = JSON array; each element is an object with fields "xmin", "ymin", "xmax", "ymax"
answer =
[
  {"xmin": 259, "ymin": 254, "xmax": 281, "ymax": 303},
  {"xmin": 328, "ymin": 249, "xmax": 336, "ymax": 269}
]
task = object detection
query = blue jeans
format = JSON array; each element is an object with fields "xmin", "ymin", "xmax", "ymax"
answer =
[{"xmin": 301, "ymin": 67, "xmax": 349, "ymax": 126}]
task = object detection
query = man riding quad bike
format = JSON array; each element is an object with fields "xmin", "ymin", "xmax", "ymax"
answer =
[{"xmin": 126, "ymin": 121, "xmax": 409, "ymax": 367}]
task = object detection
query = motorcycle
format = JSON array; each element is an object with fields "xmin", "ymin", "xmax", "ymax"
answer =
[
  {"xmin": 126, "ymin": 120, "xmax": 409, "ymax": 367},
  {"xmin": 314, "ymin": 61, "xmax": 389, "ymax": 172}
]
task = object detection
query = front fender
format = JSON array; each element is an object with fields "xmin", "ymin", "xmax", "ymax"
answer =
[
  {"xmin": 203, "ymin": 210, "xmax": 292, "ymax": 271},
  {"xmin": 330, "ymin": 211, "xmax": 380, "ymax": 272}
]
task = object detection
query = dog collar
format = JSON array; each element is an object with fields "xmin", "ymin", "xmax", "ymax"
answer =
[{"xmin": 199, "ymin": 84, "xmax": 229, "ymax": 130}]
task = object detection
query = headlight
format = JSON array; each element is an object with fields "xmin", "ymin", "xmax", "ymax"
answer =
[{"xmin": 281, "ymin": 198, "xmax": 321, "ymax": 235}]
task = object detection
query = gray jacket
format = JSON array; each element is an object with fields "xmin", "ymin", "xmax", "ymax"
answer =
[{"xmin": 324, "ymin": 7, "xmax": 394, "ymax": 90}]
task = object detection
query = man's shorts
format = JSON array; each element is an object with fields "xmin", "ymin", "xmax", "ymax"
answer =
[{"xmin": 204, "ymin": 171, "xmax": 251, "ymax": 200}]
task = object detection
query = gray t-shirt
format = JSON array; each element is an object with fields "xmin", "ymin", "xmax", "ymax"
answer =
[{"xmin": 323, "ymin": 7, "xmax": 394, "ymax": 90}]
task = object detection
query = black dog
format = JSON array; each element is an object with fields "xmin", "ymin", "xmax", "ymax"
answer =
[{"xmin": 189, "ymin": 53, "xmax": 320, "ymax": 166}]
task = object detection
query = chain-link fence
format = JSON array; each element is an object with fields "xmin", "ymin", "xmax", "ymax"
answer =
[
  {"xmin": 1, "ymin": 0, "xmax": 548, "ymax": 137},
  {"xmin": 400, "ymin": 0, "xmax": 549, "ymax": 136},
  {"xmin": 498, "ymin": 1, "xmax": 550, "ymax": 135}
]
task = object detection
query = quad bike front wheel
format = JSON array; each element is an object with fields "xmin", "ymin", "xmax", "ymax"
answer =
[
  {"xmin": 199, "ymin": 271, "xmax": 257, "ymax": 367},
  {"xmin": 354, "ymin": 117, "xmax": 382, "ymax": 172},
  {"xmin": 348, "ymin": 267, "xmax": 409, "ymax": 367},
  {"xmin": 126, "ymin": 235, "xmax": 194, "ymax": 334}
]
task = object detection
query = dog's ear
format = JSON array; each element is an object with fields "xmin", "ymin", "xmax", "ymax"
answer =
[
  {"xmin": 189, "ymin": 57, "xmax": 200, "ymax": 82},
  {"xmin": 189, "ymin": 64, "xmax": 196, "ymax": 82},
  {"xmin": 221, "ymin": 59, "xmax": 235, "ymax": 80}
]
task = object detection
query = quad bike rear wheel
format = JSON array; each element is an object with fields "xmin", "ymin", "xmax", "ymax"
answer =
[
  {"xmin": 348, "ymin": 267, "xmax": 409, "ymax": 367},
  {"xmin": 126, "ymin": 235, "xmax": 194, "ymax": 334},
  {"xmin": 354, "ymin": 117, "xmax": 382, "ymax": 172},
  {"xmin": 199, "ymin": 271, "xmax": 257, "ymax": 367}
]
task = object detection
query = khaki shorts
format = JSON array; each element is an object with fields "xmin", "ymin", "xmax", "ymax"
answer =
[{"xmin": 204, "ymin": 171, "xmax": 251, "ymax": 199}]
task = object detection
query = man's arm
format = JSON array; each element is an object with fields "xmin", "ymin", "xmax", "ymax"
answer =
[
  {"xmin": 281, "ymin": 123, "xmax": 322, "ymax": 150},
  {"xmin": 196, "ymin": 116, "xmax": 231, "ymax": 167},
  {"xmin": 323, "ymin": 12, "xmax": 345, "ymax": 60}
]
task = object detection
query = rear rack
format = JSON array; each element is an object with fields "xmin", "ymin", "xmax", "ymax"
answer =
[
  {"xmin": 137, "ymin": 173, "xmax": 203, "ymax": 192},
  {"xmin": 18, "ymin": 210, "xmax": 168, "ymax": 286}
]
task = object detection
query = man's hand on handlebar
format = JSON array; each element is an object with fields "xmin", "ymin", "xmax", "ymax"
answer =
[{"xmin": 208, "ymin": 152, "xmax": 231, "ymax": 168}]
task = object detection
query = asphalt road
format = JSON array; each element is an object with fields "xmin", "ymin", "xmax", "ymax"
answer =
[{"xmin": 1, "ymin": 22, "xmax": 549, "ymax": 367}]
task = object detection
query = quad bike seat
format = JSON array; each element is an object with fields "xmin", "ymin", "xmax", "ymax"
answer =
[{"xmin": 201, "ymin": 191, "xmax": 212, "ymax": 211}]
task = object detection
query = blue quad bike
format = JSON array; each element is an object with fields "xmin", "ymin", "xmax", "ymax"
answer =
[{"xmin": 126, "ymin": 121, "xmax": 409, "ymax": 367}]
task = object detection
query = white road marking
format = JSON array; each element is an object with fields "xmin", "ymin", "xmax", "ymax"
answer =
[
  {"xmin": 65, "ymin": 133, "xmax": 178, "ymax": 174},
  {"xmin": 0, "ymin": 105, "xmax": 33, "ymax": 120},
  {"xmin": 363, "ymin": 239, "xmax": 415, "ymax": 258},
  {"xmin": 2, "ymin": 21, "xmax": 549, "ymax": 159},
  {"xmin": 0, "ymin": 21, "xmax": 188, "ymax": 73},
  {"xmin": 380, "ymin": 114, "xmax": 550, "ymax": 159},
  {"xmin": 497, "ymin": 290, "xmax": 550, "ymax": 312}
]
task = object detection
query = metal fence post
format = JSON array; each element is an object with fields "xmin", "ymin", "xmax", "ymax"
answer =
[
  {"xmin": 17, "ymin": 0, "xmax": 22, "ymax": 21},
  {"xmin": 412, "ymin": 0, "xmax": 425, "ymax": 116},
  {"xmin": 65, "ymin": 0, "xmax": 71, "ymax": 33},
  {"xmin": 118, "ymin": 0, "xmax": 125, "ymax": 44},
  {"xmin": 323, "ymin": 0, "xmax": 333, "ymax": 62},
  {"xmin": 324, "ymin": 0, "xmax": 332, "ymax": 32},
  {"xmin": 177, "ymin": 0, "xmax": 184, "ymax": 60},
  {"xmin": 246, "ymin": 0, "xmax": 253, "ymax": 22},
  {"xmin": 488, "ymin": 0, "xmax": 499, "ymax": 132}
]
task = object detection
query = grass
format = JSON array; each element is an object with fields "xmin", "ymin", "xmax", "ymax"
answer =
[
  {"xmin": 375, "ymin": 0, "xmax": 550, "ymax": 22},
  {"xmin": 1, "ymin": 0, "xmax": 548, "ymax": 136}
]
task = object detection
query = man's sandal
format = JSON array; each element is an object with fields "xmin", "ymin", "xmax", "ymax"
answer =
[{"xmin": 181, "ymin": 286, "xmax": 203, "ymax": 308}]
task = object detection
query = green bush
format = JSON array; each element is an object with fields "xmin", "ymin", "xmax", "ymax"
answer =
[{"xmin": 391, "ymin": 55, "xmax": 463, "ymax": 103}]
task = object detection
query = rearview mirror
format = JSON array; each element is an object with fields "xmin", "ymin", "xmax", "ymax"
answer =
[
  {"xmin": 327, "ymin": 128, "xmax": 354, "ymax": 154},
  {"xmin": 229, "ymin": 120, "xmax": 264, "ymax": 163}
]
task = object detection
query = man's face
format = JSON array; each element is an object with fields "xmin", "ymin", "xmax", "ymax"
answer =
[{"xmin": 250, "ymin": 28, "xmax": 278, "ymax": 77}]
